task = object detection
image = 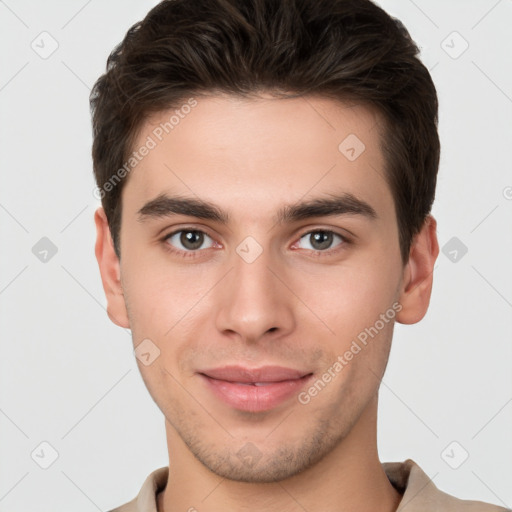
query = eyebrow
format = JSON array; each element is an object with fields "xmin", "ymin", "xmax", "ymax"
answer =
[{"xmin": 136, "ymin": 192, "xmax": 377, "ymax": 225}]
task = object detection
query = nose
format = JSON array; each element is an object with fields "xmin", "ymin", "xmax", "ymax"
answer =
[{"xmin": 213, "ymin": 245, "xmax": 295, "ymax": 344}]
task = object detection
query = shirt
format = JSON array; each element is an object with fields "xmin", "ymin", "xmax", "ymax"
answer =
[{"xmin": 109, "ymin": 459, "xmax": 509, "ymax": 512}]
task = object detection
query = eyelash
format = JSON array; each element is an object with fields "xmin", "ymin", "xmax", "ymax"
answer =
[{"xmin": 160, "ymin": 228, "xmax": 351, "ymax": 259}]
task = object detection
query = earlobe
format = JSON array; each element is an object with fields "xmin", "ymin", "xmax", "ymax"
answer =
[
  {"xmin": 94, "ymin": 207, "xmax": 130, "ymax": 328},
  {"xmin": 396, "ymin": 215, "xmax": 439, "ymax": 325}
]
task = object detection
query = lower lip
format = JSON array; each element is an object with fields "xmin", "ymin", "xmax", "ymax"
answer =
[{"xmin": 200, "ymin": 374, "xmax": 313, "ymax": 412}]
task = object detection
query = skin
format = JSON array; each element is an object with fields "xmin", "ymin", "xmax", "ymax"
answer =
[{"xmin": 95, "ymin": 94, "xmax": 439, "ymax": 512}]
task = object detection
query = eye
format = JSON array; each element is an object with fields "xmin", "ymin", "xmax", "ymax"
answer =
[
  {"xmin": 165, "ymin": 229, "xmax": 215, "ymax": 252},
  {"xmin": 295, "ymin": 230, "xmax": 346, "ymax": 251}
]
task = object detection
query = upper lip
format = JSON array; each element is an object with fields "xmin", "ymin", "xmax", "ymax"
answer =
[{"xmin": 199, "ymin": 365, "xmax": 311, "ymax": 383}]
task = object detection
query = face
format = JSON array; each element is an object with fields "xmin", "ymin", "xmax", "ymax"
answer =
[{"xmin": 96, "ymin": 94, "xmax": 435, "ymax": 483}]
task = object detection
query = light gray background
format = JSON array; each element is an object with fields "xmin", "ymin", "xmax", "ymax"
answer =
[{"xmin": 1, "ymin": 0, "xmax": 511, "ymax": 510}]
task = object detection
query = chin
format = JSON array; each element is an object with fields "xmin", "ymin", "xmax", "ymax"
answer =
[{"xmin": 193, "ymin": 432, "xmax": 339, "ymax": 484}]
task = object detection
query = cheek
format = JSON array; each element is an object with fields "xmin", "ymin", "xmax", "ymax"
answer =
[
  {"xmin": 121, "ymin": 243, "xmax": 198, "ymax": 320},
  {"xmin": 121, "ymin": 259, "xmax": 221, "ymax": 378},
  {"xmin": 294, "ymin": 257, "xmax": 400, "ymax": 339}
]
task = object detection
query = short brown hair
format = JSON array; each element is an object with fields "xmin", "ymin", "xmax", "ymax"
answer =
[{"xmin": 90, "ymin": 0, "xmax": 439, "ymax": 263}]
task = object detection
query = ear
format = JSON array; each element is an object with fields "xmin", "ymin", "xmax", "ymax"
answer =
[
  {"xmin": 395, "ymin": 214, "xmax": 439, "ymax": 325},
  {"xmin": 94, "ymin": 207, "xmax": 130, "ymax": 328}
]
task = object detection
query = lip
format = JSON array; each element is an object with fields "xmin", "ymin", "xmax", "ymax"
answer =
[{"xmin": 198, "ymin": 365, "xmax": 313, "ymax": 412}]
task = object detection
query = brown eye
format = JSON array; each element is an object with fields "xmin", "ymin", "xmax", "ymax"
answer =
[{"xmin": 165, "ymin": 230, "xmax": 213, "ymax": 251}]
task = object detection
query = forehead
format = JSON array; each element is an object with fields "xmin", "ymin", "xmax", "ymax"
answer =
[{"xmin": 122, "ymin": 94, "xmax": 393, "ymax": 223}]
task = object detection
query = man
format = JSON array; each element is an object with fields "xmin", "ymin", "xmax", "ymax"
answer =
[{"xmin": 90, "ymin": 0, "xmax": 508, "ymax": 510}]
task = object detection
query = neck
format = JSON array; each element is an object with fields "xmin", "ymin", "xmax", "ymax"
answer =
[{"xmin": 158, "ymin": 395, "xmax": 402, "ymax": 512}]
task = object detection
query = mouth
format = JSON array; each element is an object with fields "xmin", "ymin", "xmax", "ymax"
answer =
[{"xmin": 198, "ymin": 365, "xmax": 314, "ymax": 412}]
